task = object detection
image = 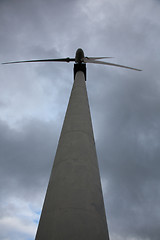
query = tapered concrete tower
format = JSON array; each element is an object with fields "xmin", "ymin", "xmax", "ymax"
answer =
[{"xmin": 35, "ymin": 63, "xmax": 110, "ymax": 240}]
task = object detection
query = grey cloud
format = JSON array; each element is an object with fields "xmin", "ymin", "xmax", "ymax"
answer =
[
  {"xmin": 0, "ymin": 119, "xmax": 60, "ymax": 201},
  {"xmin": 95, "ymin": 72, "xmax": 160, "ymax": 240}
]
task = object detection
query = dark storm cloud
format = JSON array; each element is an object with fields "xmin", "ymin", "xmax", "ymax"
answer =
[
  {"xmin": 0, "ymin": 118, "xmax": 63, "ymax": 239},
  {"xmin": 0, "ymin": 0, "xmax": 77, "ymax": 63},
  {"xmin": 94, "ymin": 70, "xmax": 160, "ymax": 239},
  {"xmin": 0, "ymin": 118, "xmax": 60, "ymax": 200},
  {"xmin": 1, "ymin": 0, "xmax": 160, "ymax": 239}
]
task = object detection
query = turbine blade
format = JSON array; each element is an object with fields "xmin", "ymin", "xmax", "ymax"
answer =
[
  {"xmin": 83, "ymin": 59, "xmax": 142, "ymax": 71},
  {"xmin": 2, "ymin": 58, "xmax": 75, "ymax": 64},
  {"xmin": 84, "ymin": 57, "xmax": 113, "ymax": 60}
]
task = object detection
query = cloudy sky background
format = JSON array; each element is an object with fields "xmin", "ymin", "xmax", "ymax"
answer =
[{"xmin": 0, "ymin": 0, "xmax": 160, "ymax": 239}]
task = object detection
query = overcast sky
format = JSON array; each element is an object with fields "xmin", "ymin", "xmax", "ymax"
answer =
[{"xmin": 0, "ymin": 0, "xmax": 160, "ymax": 240}]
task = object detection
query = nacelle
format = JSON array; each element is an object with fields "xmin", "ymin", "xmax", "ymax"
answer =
[{"xmin": 75, "ymin": 48, "xmax": 84, "ymax": 64}]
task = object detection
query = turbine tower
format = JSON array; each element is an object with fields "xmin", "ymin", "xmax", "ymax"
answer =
[{"xmin": 2, "ymin": 48, "xmax": 141, "ymax": 240}]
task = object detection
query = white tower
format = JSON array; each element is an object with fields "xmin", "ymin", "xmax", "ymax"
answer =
[{"xmin": 35, "ymin": 64, "xmax": 110, "ymax": 240}]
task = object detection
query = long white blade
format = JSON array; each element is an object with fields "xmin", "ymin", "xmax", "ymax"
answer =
[
  {"xmin": 83, "ymin": 58, "xmax": 142, "ymax": 71},
  {"xmin": 83, "ymin": 57, "xmax": 113, "ymax": 60},
  {"xmin": 2, "ymin": 58, "xmax": 75, "ymax": 64}
]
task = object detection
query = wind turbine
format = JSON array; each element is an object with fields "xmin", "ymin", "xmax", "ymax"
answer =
[{"xmin": 2, "ymin": 48, "xmax": 141, "ymax": 240}]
